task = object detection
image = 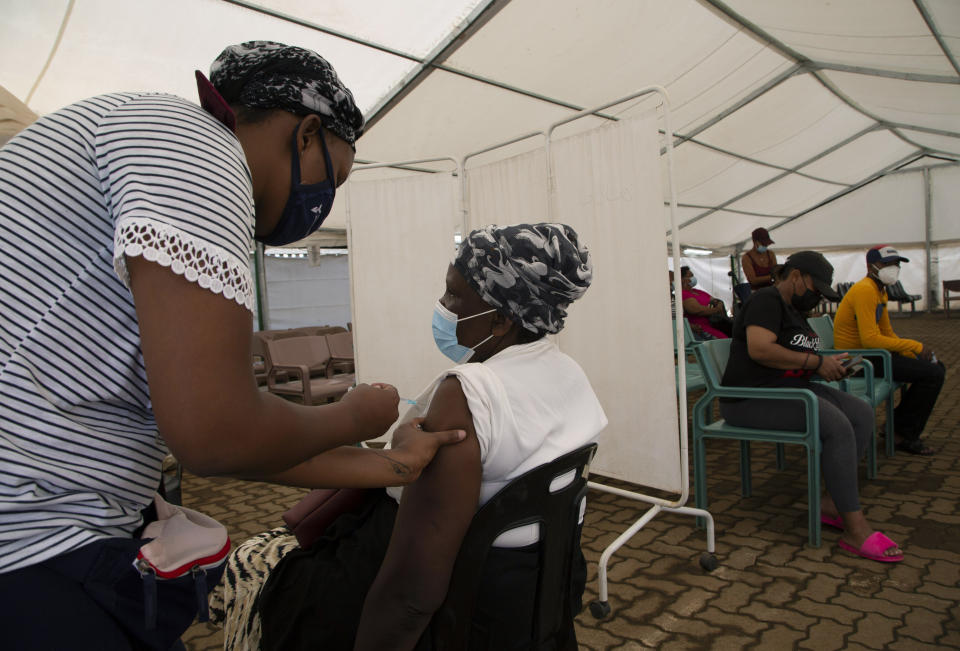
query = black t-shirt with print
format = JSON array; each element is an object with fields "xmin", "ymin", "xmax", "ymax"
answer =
[{"xmin": 721, "ymin": 286, "xmax": 821, "ymax": 393}]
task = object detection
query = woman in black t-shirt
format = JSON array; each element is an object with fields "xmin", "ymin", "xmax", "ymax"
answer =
[{"xmin": 720, "ymin": 251, "xmax": 902, "ymax": 563}]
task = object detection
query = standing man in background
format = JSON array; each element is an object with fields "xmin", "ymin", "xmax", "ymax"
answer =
[{"xmin": 833, "ymin": 246, "xmax": 945, "ymax": 456}]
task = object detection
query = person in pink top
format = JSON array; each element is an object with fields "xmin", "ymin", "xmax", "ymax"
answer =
[{"xmin": 681, "ymin": 266, "xmax": 731, "ymax": 339}]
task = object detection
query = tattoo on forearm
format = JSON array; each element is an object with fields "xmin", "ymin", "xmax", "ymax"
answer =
[{"xmin": 372, "ymin": 450, "xmax": 412, "ymax": 477}]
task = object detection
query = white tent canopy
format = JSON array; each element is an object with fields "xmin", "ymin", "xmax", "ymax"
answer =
[{"xmin": 3, "ymin": 0, "xmax": 959, "ymax": 268}]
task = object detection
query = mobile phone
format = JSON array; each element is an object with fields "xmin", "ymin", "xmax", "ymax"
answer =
[
  {"xmin": 841, "ymin": 354, "xmax": 864, "ymax": 375},
  {"xmin": 841, "ymin": 354, "xmax": 863, "ymax": 369}
]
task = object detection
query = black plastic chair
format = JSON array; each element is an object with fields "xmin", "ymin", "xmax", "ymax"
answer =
[
  {"xmin": 429, "ymin": 443, "xmax": 598, "ymax": 650},
  {"xmin": 887, "ymin": 281, "xmax": 920, "ymax": 314}
]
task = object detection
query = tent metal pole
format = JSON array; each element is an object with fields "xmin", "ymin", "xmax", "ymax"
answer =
[
  {"xmin": 924, "ymin": 168, "xmax": 935, "ymax": 311},
  {"xmin": 254, "ymin": 242, "xmax": 269, "ymax": 331},
  {"xmin": 762, "ymin": 152, "xmax": 925, "ymax": 241},
  {"xmin": 914, "ymin": 0, "xmax": 960, "ymax": 78},
  {"xmin": 672, "ymin": 124, "xmax": 880, "ymax": 233}
]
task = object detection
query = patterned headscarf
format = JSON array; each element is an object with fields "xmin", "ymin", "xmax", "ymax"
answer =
[
  {"xmin": 209, "ymin": 41, "xmax": 364, "ymax": 146},
  {"xmin": 455, "ymin": 223, "xmax": 593, "ymax": 336}
]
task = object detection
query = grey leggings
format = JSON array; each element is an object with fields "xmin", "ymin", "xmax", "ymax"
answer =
[{"xmin": 719, "ymin": 383, "xmax": 873, "ymax": 513}]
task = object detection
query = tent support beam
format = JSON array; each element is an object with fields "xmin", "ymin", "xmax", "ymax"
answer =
[
  {"xmin": 672, "ymin": 124, "xmax": 880, "ymax": 233},
  {"xmin": 677, "ymin": 137, "xmax": 848, "ymax": 186},
  {"xmin": 363, "ymin": 0, "xmax": 512, "ymax": 130},
  {"xmin": 762, "ymin": 152, "xmax": 923, "ymax": 239},
  {"xmin": 220, "ymin": 0, "xmax": 619, "ymax": 125},
  {"xmin": 924, "ymin": 168, "xmax": 935, "ymax": 311},
  {"xmin": 914, "ymin": 0, "xmax": 960, "ymax": 78},
  {"xmin": 670, "ymin": 65, "xmax": 804, "ymax": 148}
]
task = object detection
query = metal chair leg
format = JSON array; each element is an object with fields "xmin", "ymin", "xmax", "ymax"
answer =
[
  {"xmin": 739, "ymin": 440, "xmax": 752, "ymax": 497},
  {"xmin": 807, "ymin": 443, "xmax": 821, "ymax": 548}
]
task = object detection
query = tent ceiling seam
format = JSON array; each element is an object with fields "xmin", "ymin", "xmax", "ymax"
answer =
[
  {"xmin": 671, "ymin": 123, "xmax": 880, "ymax": 233},
  {"xmin": 220, "ymin": 0, "xmax": 418, "ymax": 61},
  {"xmin": 220, "ymin": 0, "xmax": 622, "ymax": 135},
  {"xmin": 679, "ymin": 137, "xmax": 849, "ymax": 186},
  {"xmin": 363, "ymin": 0, "xmax": 511, "ymax": 130},
  {"xmin": 887, "ymin": 160, "xmax": 960, "ymax": 175},
  {"xmin": 670, "ymin": 65, "xmax": 803, "ymax": 148},
  {"xmin": 762, "ymin": 151, "xmax": 926, "ymax": 242},
  {"xmin": 699, "ymin": 0, "xmax": 810, "ymax": 65},
  {"xmin": 812, "ymin": 62, "xmax": 959, "ymax": 85},
  {"xmin": 701, "ymin": 1, "xmax": 958, "ymax": 147},
  {"xmin": 668, "ymin": 202, "xmax": 787, "ymax": 219},
  {"xmin": 887, "ymin": 122, "xmax": 960, "ymax": 139},
  {"xmin": 914, "ymin": 0, "xmax": 960, "ymax": 78},
  {"xmin": 886, "ymin": 126, "xmax": 934, "ymax": 153}
]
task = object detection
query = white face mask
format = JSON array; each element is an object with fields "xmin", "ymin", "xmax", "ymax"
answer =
[{"xmin": 875, "ymin": 265, "xmax": 900, "ymax": 286}]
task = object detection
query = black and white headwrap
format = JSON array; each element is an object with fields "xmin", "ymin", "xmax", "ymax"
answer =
[
  {"xmin": 454, "ymin": 223, "xmax": 593, "ymax": 336},
  {"xmin": 210, "ymin": 41, "xmax": 364, "ymax": 146}
]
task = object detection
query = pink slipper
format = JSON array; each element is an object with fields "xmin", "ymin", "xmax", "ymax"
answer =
[
  {"xmin": 821, "ymin": 514, "xmax": 844, "ymax": 530},
  {"xmin": 837, "ymin": 532, "xmax": 903, "ymax": 563}
]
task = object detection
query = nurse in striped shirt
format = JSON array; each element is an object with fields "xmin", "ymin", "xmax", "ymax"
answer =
[{"xmin": 0, "ymin": 41, "xmax": 463, "ymax": 649}]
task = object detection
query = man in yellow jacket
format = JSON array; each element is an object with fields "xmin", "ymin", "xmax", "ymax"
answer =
[{"xmin": 834, "ymin": 246, "xmax": 945, "ymax": 455}]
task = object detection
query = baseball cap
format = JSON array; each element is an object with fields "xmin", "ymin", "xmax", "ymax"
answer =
[
  {"xmin": 866, "ymin": 245, "xmax": 909, "ymax": 265},
  {"xmin": 751, "ymin": 227, "xmax": 774, "ymax": 246},
  {"xmin": 784, "ymin": 251, "xmax": 840, "ymax": 301}
]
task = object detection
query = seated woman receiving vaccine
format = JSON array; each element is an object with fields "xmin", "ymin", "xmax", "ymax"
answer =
[{"xmin": 219, "ymin": 223, "xmax": 607, "ymax": 651}]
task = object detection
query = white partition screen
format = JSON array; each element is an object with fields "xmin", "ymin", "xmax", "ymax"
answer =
[
  {"xmin": 550, "ymin": 113, "xmax": 681, "ymax": 492},
  {"xmin": 346, "ymin": 172, "xmax": 459, "ymax": 403},
  {"xmin": 465, "ymin": 147, "xmax": 549, "ymax": 230}
]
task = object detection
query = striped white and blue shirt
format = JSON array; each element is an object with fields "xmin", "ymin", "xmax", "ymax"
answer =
[{"xmin": 0, "ymin": 93, "xmax": 255, "ymax": 573}]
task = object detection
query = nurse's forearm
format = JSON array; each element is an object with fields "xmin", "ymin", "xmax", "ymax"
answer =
[{"xmin": 254, "ymin": 445, "xmax": 412, "ymax": 488}]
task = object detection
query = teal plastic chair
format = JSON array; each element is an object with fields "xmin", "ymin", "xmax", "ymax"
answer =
[
  {"xmin": 807, "ymin": 315, "xmax": 900, "ymax": 459},
  {"xmin": 673, "ymin": 319, "xmax": 705, "ymax": 393},
  {"xmin": 692, "ymin": 339, "xmax": 823, "ymax": 547}
]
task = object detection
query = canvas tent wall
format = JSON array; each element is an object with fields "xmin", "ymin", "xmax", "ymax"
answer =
[{"xmin": 2, "ymin": 0, "xmax": 959, "ymax": 286}]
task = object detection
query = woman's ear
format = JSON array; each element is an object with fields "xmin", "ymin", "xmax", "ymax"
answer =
[
  {"xmin": 297, "ymin": 114, "xmax": 324, "ymax": 153},
  {"xmin": 490, "ymin": 312, "xmax": 514, "ymax": 337}
]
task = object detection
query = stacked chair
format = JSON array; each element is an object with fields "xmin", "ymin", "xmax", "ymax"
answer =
[
  {"xmin": 253, "ymin": 326, "xmax": 356, "ymax": 405},
  {"xmin": 886, "ymin": 281, "xmax": 921, "ymax": 314},
  {"xmin": 252, "ymin": 326, "xmax": 347, "ymax": 386}
]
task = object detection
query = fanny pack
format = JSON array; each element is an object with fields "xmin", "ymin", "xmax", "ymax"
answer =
[{"xmin": 133, "ymin": 494, "xmax": 231, "ymax": 633}]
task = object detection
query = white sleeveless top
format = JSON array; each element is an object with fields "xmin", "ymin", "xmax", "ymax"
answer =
[{"xmin": 388, "ymin": 337, "xmax": 607, "ymax": 546}]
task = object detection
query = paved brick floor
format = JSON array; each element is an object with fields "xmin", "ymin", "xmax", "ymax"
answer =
[{"xmin": 182, "ymin": 312, "xmax": 960, "ymax": 650}]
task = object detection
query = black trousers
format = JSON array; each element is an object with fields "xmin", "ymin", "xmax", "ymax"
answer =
[{"xmin": 881, "ymin": 354, "xmax": 945, "ymax": 440}]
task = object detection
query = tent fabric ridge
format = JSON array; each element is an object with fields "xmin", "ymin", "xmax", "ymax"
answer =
[
  {"xmin": 681, "ymin": 137, "xmax": 848, "ymax": 186},
  {"xmin": 810, "ymin": 62, "xmax": 959, "ymax": 85},
  {"xmin": 669, "ymin": 65, "xmax": 804, "ymax": 149},
  {"xmin": 700, "ymin": 0, "xmax": 813, "ymax": 66},
  {"xmin": 764, "ymin": 151, "xmax": 925, "ymax": 242},
  {"xmin": 913, "ymin": 0, "xmax": 960, "ymax": 78},
  {"xmin": 363, "ymin": 0, "xmax": 510, "ymax": 131},
  {"xmin": 672, "ymin": 123, "xmax": 882, "ymax": 233}
]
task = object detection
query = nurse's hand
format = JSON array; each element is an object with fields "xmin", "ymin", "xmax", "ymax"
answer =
[
  {"xmin": 340, "ymin": 383, "xmax": 400, "ymax": 440},
  {"xmin": 385, "ymin": 418, "xmax": 467, "ymax": 484}
]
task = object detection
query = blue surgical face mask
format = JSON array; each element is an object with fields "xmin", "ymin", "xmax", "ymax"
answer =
[
  {"xmin": 432, "ymin": 301, "xmax": 496, "ymax": 363},
  {"xmin": 257, "ymin": 123, "xmax": 336, "ymax": 246},
  {"xmin": 757, "ymin": 245, "xmax": 768, "ymax": 253},
  {"xmin": 688, "ymin": 276, "xmax": 698, "ymax": 288}
]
